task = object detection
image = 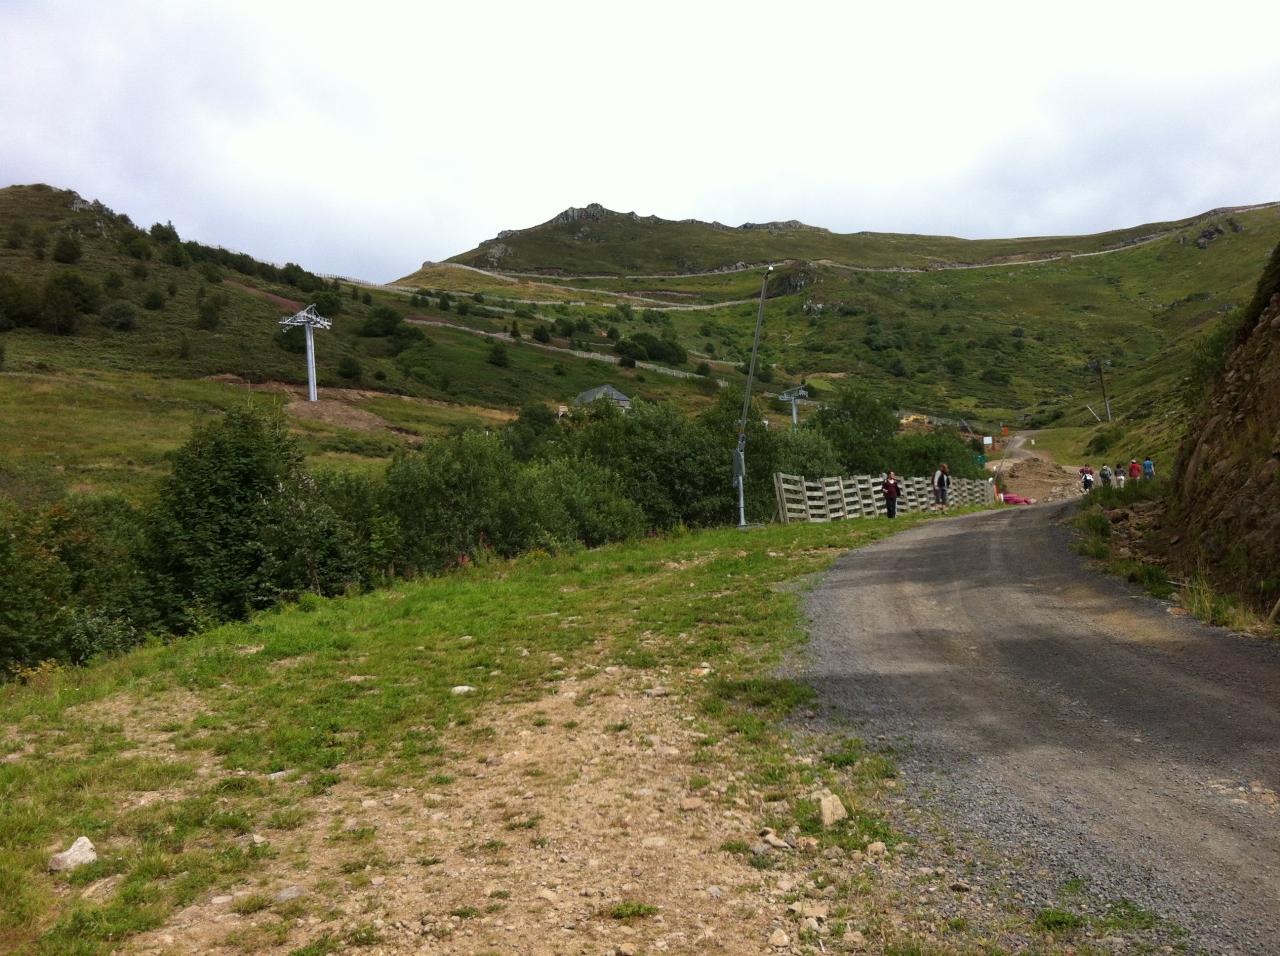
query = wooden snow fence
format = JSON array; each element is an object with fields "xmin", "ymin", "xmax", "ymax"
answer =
[{"xmin": 773, "ymin": 472, "xmax": 995, "ymax": 523}]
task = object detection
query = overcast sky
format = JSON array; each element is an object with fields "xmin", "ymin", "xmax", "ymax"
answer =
[{"xmin": 3, "ymin": 0, "xmax": 1279, "ymax": 281}]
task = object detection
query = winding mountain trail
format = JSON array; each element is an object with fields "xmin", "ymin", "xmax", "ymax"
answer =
[{"xmin": 801, "ymin": 505, "xmax": 1280, "ymax": 954}]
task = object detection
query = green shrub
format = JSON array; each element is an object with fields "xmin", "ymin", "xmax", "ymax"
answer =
[
  {"xmin": 359, "ymin": 306, "xmax": 402, "ymax": 337},
  {"xmin": 523, "ymin": 458, "xmax": 646, "ymax": 548},
  {"xmin": 142, "ymin": 287, "xmax": 165, "ymax": 310},
  {"xmin": 64, "ymin": 609, "xmax": 141, "ymax": 664},
  {"xmin": 101, "ymin": 301, "xmax": 138, "ymax": 331},
  {"xmin": 383, "ymin": 431, "xmax": 533, "ymax": 572},
  {"xmin": 487, "ymin": 341, "xmax": 510, "ymax": 367},
  {"xmin": 337, "ymin": 355, "xmax": 362, "ymax": 380},
  {"xmin": 51, "ymin": 235, "xmax": 82, "ymax": 264},
  {"xmin": 0, "ymin": 504, "xmax": 72, "ymax": 671},
  {"xmin": 147, "ymin": 406, "xmax": 359, "ymax": 626}
]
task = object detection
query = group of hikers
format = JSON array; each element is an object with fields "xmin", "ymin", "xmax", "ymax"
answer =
[
  {"xmin": 879, "ymin": 463, "xmax": 952, "ymax": 519},
  {"xmin": 1079, "ymin": 456, "xmax": 1155, "ymax": 493}
]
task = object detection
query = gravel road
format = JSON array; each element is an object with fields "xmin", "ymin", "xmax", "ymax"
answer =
[{"xmin": 802, "ymin": 504, "xmax": 1280, "ymax": 954}]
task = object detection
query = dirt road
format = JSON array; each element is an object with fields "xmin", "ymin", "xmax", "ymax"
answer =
[{"xmin": 803, "ymin": 504, "xmax": 1280, "ymax": 954}]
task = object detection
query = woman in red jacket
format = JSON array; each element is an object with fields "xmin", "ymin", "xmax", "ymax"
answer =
[{"xmin": 881, "ymin": 470, "xmax": 902, "ymax": 519}]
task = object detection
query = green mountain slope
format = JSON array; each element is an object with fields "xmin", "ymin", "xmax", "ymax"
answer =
[
  {"xmin": 430, "ymin": 201, "xmax": 1280, "ymax": 462},
  {"xmin": 445, "ymin": 200, "xmax": 1278, "ymax": 275},
  {"xmin": 0, "ymin": 185, "xmax": 718, "ymax": 501}
]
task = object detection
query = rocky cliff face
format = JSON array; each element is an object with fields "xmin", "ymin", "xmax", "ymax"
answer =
[{"xmin": 1169, "ymin": 241, "xmax": 1280, "ymax": 612}]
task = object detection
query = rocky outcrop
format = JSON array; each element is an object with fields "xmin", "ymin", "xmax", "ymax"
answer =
[
  {"xmin": 548, "ymin": 203, "xmax": 610, "ymax": 225},
  {"xmin": 1169, "ymin": 240, "xmax": 1280, "ymax": 612}
]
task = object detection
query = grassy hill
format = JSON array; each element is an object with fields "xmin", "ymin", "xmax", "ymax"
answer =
[
  {"xmin": 6, "ymin": 182, "xmax": 1280, "ymax": 501},
  {"xmin": 445, "ymin": 200, "xmax": 1278, "ymax": 275},
  {"xmin": 0, "ymin": 186, "xmax": 720, "ymax": 501},
  {"xmin": 424, "ymin": 201, "xmax": 1280, "ymax": 463}
]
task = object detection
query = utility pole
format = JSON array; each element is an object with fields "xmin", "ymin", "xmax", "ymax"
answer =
[
  {"xmin": 1088, "ymin": 358, "xmax": 1113, "ymax": 422},
  {"xmin": 734, "ymin": 265, "xmax": 774, "ymax": 528}
]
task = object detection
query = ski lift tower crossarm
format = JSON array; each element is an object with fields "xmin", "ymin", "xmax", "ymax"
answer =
[
  {"xmin": 279, "ymin": 304, "xmax": 332, "ymax": 402},
  {"xmin": 779, "ymin": 386, "xmax": 809, "ymax": 429}
]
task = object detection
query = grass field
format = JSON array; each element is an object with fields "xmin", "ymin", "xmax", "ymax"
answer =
[{"xmin": 0, "ymin": 514, "xmax": 928, "ymax": 955}]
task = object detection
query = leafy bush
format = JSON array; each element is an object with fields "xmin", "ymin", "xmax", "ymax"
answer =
[
  {"xmin": 889, "ymin": 431, "xmax": 985, "ymax": 480},
  {"xmin": 487, "ymin": 341, "xmax": 510, "ymax": 367},
  {"xmin": 0, "ymin": 275, "xmax": 42, "ymax": 328},
  {"xmin": 146, "ymin": 406, "xmax": 358, "ymax": 625},
  {"xmin": 337, "ymin": 355, "xmax": 362, "ymax": 380},
  {"xmin": 101, "ymin": 300, "xmax": 138, "ymax": 331},
  {"xmin": 807, "ymin": 384, "xmax": 898, "ymax": 474},
  {"xmin": 0, "ymin": 504, "xmax": 72, "ymax": 671},
  {"xmin": 360, "ymin": 306, "xmax": 403, "ymax": 337},
  {"xmin": 64, "ymin": 609, "xmax": 141, "ymax": 664},
  {"xmin": 51, "ymin": 235, "xmax": 82, "ymax": 264},
  {"xmin": 142, "ymin": 287, "xmax": 165, "ymax": 310},
  {"xmin": 383, "ymin": 431, "xmax": 534, "ymax": 572},
  {"xmin": 197, "ymin": 292, "xmax": 225, "ymax": 330},
  {"xmin": 522, "ymin": 458, "xmax": 646, "ymax": 547}
]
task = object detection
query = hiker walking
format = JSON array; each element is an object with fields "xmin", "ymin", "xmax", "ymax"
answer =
[
  {"xmin": 1114, "ymin": 462, "xmax": 1126, "ymax": 489},
  {"xmin": 1128, "ymin": 459, "xmax": 1142, "ymax": 482},
  {"xmin": 881, "ymin": 470, "xmax": 902, "ymax": 519},
  {"xmin": 931, "ymin": 463, "xmax": 951, "ymax": 510},
  {"xmin": 1079, "ymin": 465, "xmax": 1095, "ymax": 493},
  {"xmin": 1143, "ymin": 455, "xmax": 1155, "ymax": 480},
  {"xmin": 1100, "ymin": 463, "xmax": 1113, "ymax": 487}
]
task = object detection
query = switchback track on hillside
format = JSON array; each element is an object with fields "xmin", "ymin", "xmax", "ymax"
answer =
[{"xmin": 802, "ymin": 505, "xmax": 1280, "ymax": 955}]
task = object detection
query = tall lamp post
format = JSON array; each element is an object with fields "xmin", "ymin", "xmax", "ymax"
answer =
[
  {"xmin": 279, "ymin": 304, "xmax": 332, "ymax": 402},
  {"xmin": 734, "ymin": 265, "xmax": 774, "ymax": 528}
]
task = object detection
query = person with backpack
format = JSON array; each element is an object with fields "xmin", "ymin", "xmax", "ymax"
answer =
[
  {"xmin": 1100, "ymin": 463, "xmax": 1113, "ymax": 487},
  {"xmin": 881, "ymin": 470, "xmax": 902, "ymax": 519},
  {"xmin": 931, "ymin": 463, "xmax": 951, "ymax": 510},
  {"xmin": 1114, "ymin": 462, "xmax": 1126, "ymax": 489},
  {"xmin": 1079, "ymin": 465, "xmax": 1095, "ymax": 493},
  {"xmin": 1143, "ymin": 456, "xmax": 1155, "ymax": 480}
]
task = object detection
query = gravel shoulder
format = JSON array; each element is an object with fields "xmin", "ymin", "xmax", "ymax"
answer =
[{"xmin": 801, "ymin": 503, "xmax": 1280, "ymax": 954}]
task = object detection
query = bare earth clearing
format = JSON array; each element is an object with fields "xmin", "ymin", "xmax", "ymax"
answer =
[{"xmin": 804, "ymin": 505, "xmax": 1280, "ymax": 955}]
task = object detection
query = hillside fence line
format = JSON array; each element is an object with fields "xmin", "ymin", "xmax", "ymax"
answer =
[{"xmin": 773, "ymin": 472, "xmax": 995, "ymax": 523}]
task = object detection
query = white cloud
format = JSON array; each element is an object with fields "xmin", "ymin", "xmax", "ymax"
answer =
[{"xmin": 2, "ymin": 0, "xmax": 1278, "ymax": 280}]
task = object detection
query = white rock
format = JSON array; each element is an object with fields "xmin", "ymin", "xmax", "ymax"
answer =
[
  {"xmin": 211, "ymin": 895, "xmax": 233, "ymax": 905},
  {"xmin": 537, "ymin": 888, "xmax": 559, "ymax": 903},
  {"xmin": 818, "ymin": 791, "xmax": 847, "ymax": 827},
  {"xmin": 768, "ymin": 928, "xmax": 789, "ymax": 947},
  {"xmin": 451, "ymin": 685, "xmax": 476, "ymax": 695},
  {"xmin": 866, "ymin": 840, "xmax": 887, "ymax": 857},
  {"xmin": 641, "ymin": 836, "xmax": 667, "ymax": 849},
  {"xmin": 275, "ymin": 885, "xmax": 306, "ymax": 902},
  {"xmin": 49, "ymin": 837, "xmax": 97, "ymax": 872}
]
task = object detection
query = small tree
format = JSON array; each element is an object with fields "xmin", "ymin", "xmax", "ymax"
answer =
[
  {"xmin": 338, "ymin": 355, "xmax": 362, "ymax": 380},
  {"xmin": 29, "ymin": 226, "xmax": 48, "ymax": 260},
  {"xmin": 532, "ymin": 324, "xmax": 551, "ymax": 343},
  {"xmin": 487, "ymin": 341, "xmax": 510, "ymax": 367},
  {"xmin": 101, "ymin": 301, "xmax": 138, "ymax": 332},
  {"xmin": 196, "ymin": 293, "xmax": 225, "ymax": 330},
  {"xmin": 52, "ymin": 235, "xmax": 82, "ymax": 264},
  {"xmin": 143, "ymin": 287, "xmax": 165, "ymax": 310}
]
